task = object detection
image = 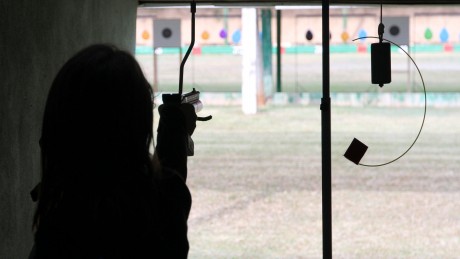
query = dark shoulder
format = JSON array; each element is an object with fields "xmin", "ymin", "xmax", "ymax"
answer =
[{"xmin": 34, "ymin": 171, "xmax": 161, "ymax": 258}]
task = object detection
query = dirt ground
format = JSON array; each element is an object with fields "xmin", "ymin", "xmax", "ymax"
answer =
[
  {"xmin": 152, "ymin": 105, "xmax": 460, "ymax": 258},
  {"xmin": 142, "ymin": 49, "xmax": 460, "ymax": 257}
]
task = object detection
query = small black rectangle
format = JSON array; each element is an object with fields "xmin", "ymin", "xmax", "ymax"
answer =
[{"xmin": 344, "ymin": 138, "xmax": 368, "ymax": 165}]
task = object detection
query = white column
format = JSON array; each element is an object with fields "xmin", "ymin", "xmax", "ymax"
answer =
[{"xmin": 241, "ymin": 8, "xmax": 258, "ymax": 115}]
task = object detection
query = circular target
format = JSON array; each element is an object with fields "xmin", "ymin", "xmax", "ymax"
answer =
[
  {"xmin": 232, "ymin": 29, "xmax": 241, "ymax": 44},
  {"xmin": 219, "ymin": 29, "xmax": 227, "ymax": 39},
  {"xmin": 440, "ymin": 28, "xmax": 449, "ymax": 43},
  {"xmin": 306, "ymin": 30, "xmax": 313, "ymax": 41},
  {"xmin": 424, "ymin": 28, "xmax": 433, "ymax": 40},
  {"xmin": 162, "ymin": 28, "xmax": 172, "ymax": 38},
  {"xmin": 201, "ymin": 31, "xmax": 210, "ymax": 40},
  {"xmin": 154, "ymin": 19, "xmax": 181, "ymax": 48},
  {"xmin": 389, "ymin": 26, "xmax": 400, "ymax": 36},
  {"xmin": 358, "ymin": 29, "xmax": 367, "ymax": 42},
  {"xmin": 341, "ymin": 31, "xmax": 350, "ymax": 43},
  {"xmin": 142, "ymin": 30, "xmax": 150, "ymax": 40}
]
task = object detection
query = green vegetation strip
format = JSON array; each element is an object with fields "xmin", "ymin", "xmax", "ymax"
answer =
[{"xmin": 136, "ymin": 44, "xmax": 459, "ymax": 55}]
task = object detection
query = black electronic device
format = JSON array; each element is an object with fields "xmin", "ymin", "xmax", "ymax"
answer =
[
  {"xmin": 344, "ymin": 138, "xmax": 368, "ymax": 165},
  {"xmin": 347, "ymin": 3, "xmax": 426, "ymax": 167},
  {"xmin": 371, "ymin": 42, "xmax": 391, "ymax": 87}
]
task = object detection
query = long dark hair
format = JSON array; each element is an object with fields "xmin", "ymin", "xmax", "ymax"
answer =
[{"xmin": 34, "ymin": 44, "xmax": 159, "ymax": 228}]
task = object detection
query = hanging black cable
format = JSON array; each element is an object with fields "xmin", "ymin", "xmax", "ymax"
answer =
[{"xmin": 378, "ymin": 2, "xmax": 384, "ymax": 43}]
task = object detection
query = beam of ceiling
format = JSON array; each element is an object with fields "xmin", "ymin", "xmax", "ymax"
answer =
[{"xmin": 139, "ymin": 0, "xmax": 460, "ymax": 6}]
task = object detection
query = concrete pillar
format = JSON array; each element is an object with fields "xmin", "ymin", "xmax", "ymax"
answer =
[
  {"xmin": 0, "ymin": 0, "xmax": 137, "ymax": 258},
  {"xmin": 241, "ymin": 8, "xmax": 259, "ymax": 115}
]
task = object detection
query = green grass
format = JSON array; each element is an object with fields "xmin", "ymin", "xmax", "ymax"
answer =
[
  {"xmin": 152, "ymin": 105, "xmax": 460, "ymax": 258},
  {"xmin": 137, "ymin": 52, "xmax": 460, "ymax": 93}
]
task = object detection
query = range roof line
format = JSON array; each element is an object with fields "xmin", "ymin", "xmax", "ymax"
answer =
[{"xmin": 139, "ymin": 0, "xmax": 460, "ymax": 7}]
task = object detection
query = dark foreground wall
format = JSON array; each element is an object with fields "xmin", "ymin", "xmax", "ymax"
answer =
[{"xmin": 0, "ymin": 0, "xmax": 137, "ymax": 257}]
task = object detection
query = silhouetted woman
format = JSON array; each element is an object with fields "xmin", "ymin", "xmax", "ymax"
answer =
[{"xmin": 30, "ymin": 44, "xmax": 195, "ymax": 258}]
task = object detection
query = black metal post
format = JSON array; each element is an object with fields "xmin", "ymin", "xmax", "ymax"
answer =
[
  {"xmin": 179, "ymin": 1, "xmax": 196, "ymax": 96},
  {"xmin": 321, "ymin": 0, "xmax": 332, "ymax": 258},
  {"xmin": 276, "ymin": 9, "xmax": 282, "ymax": 93}
]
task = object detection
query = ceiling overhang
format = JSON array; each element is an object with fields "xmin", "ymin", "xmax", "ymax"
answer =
[{"xmin": 139, "ymin": 0, "xmax": 460, "ymax": 6}]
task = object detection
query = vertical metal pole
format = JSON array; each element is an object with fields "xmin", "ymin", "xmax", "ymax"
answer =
[
  {"xmin": 223, "ymin": 8, "xmax": 229, "ymax": 45},
  {"xmin": 179, "ymin": 47, "xmax": 183, "ymax": 77},
  {"xmin": 276, "ymin": 10, "xmax": 282, "ymax": 93},
  {"xmin": 153, "ymin": 48, "xmax": 158, "ymax": 93},
  {"xmin": 261, "ymin": 9, "xmax": 273, "ymax": 98},
  {"xmin": 321, "ymin": 1, "xmax": 332, "ymax": 259}
]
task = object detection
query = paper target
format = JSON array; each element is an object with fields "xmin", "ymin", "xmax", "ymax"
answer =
[
  {"xmin": 219, "ymin": 29, "xmax": 228, "ymax": 39},
  {"xmin": 306, "ymin": 30, "xmax": 313, "ymax": 41},
  {"xmin": 154, "ymin": 19, "xmax": 181, "ymax": 48},
  {"xmin": 424, "ymin": 28, "xmax": 433, "ymax": 40},
  {"xmin": 382, "ymin": 16, "xmax": 409, "ymax": 46},
  {"xmin": 440, "ymin": 28, "xmax": 449, "ymax": 43}
]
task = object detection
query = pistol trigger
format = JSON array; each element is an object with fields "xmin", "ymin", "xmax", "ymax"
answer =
[{"xmin": 197, "ymin": 115, "xmax": 212, "ymax": 121}]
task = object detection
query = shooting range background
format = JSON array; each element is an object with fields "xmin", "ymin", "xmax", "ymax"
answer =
[
  {"xmin": 137, "ymin": 6, "xmax": 460, "ymax": 48},
  {"xmin": 137, "ymin": 4, "xmax": 460, "ymax": 258}
]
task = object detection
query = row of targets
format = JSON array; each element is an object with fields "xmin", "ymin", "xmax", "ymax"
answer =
[
  {"xmin": 141, "ymin": 27, "xmax": 242, "ymax": 44},
  {"xmin": 424, "ymin": 28, "xmax": 450, "ymax": 43},
  {"xmin": 142, "ymin": 28, "xmax": 454, "ymax": 45},
  {"xmin": 201, "ymin": 29, "xmax": 242, "ymax": 44},
  {"xmin": 304, "ymin": 27, "xmax": 454, "ymax": 43},
  {"xmin": 140, "ymin": 18, "xmax": 456, "ymax": 46}
]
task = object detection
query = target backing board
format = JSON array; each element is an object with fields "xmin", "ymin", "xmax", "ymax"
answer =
[
  {"xmin": 154, "ymin": 19, "xmax": 181, "ymax": 48},
  {"xmin": 382, "ymin": 16, "xmax": 409, "ymax": 46}
]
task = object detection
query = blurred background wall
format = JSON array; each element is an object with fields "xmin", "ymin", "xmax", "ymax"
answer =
[
  {"xmin": 137, "ymin": 6, "xmax": 460, "ymax": 46},
  {"xmin": 0, "ymin": 0, "xmax": 137, "ymax": 257}
]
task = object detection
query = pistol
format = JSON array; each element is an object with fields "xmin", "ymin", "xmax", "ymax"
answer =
[
  {"xmin": 162, "ymin": 88, "xmax": 202, "ymax": 113},
  {"xmin": 162, "ymin": 88, "xmax": 212, "ymax": 126},
  {"xmin": 181, "ymin": 88, "xmax": 203, "ymax": 113}
]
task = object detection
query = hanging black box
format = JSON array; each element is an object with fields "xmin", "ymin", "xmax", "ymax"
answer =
[
  {"xmin": 371, "ymin": 42, "xmax": 391, "ymax": 87},
  {"xmin": 344, "ymin": 138, "xmax": 368, "ymax": 165}
]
